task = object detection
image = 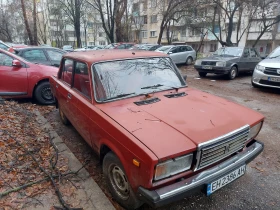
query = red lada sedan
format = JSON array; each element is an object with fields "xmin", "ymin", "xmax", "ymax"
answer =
[
  {"xmin": 50, "ymin": 50, "xmax": 264, "ymax": 209},
  {"xmin": 0, "ymin": 49, "xmax": 58, "ymax": 104}
]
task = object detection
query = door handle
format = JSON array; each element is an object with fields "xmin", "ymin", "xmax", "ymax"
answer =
[{"xmin": 67, "ymin": 93, "xmax": 72, "ymax": 99}]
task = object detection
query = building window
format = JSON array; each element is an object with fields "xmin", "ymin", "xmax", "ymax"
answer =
[
  {"xmin": 210, "ymin": 43, "xmax": 217, "ymax": 52},
  {"xmin": 151, "ymin": 0, "xmax": 157, "ymax": 8},
  {"xmin": 143, "ymin": 15, "xmax": 147, "ymax": 24},
  {"xmin": 99, "ymin": 41, "xmax": 106, "ymax": 45},
  {"xmin": 141, "ymin": 30, "xmax": 147, "ymax": 38},
  {"xmin": 150, "ymin": 15, "xmax": 157, "ymax": 23},
  {"xmin": 150, "ymin": 31, "xmax": 156, "ymax": 37},
  {"xmin": 143, "ymin": 0, "xmax": 147, "ymax": 10}
]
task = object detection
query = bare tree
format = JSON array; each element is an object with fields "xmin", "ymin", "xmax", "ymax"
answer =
[
  {"xmin": 58, "ymin": 0, "xmax": 85, "ymax": 47},
  {"xmin": 33, "ymin": 0, "xmax": 38, "ymax": 45},
  {"xmin": 21, "ymin": 0, "xmax": 34, "ymax": 44},
  {"xmin": 251, "ymin": 0, "xmax": 280, "ymax": 47}
]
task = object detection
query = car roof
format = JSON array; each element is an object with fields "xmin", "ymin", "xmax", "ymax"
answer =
[
  {"xmin": 16, "ymin": 47, "xmax": 65, "ymax": 51},
  {"xmin": 63, "ymin": 50, "xmax": 168, "ymax": 63}
]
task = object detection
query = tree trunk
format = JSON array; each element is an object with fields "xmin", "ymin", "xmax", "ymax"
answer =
[
  {"xmin": 21, "ymin": 0, "xmax": 33, "ymax": 45},
  {"xmin": 157, "ymin": 23, "xmax": 165, "ymax": 44},
  {"xmin": 252, "ymin": 29, "xmax": 267, "ymax": 48},
  {"xmin": 33, "ymin": 0, "xmax": 38, "ymax": 45},
  {"xmin": 226, "ymin": 16, "xmax": 234, "ymax": 46}
]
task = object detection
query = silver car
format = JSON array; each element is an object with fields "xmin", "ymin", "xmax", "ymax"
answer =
[
  {"xmin": 155, "ymin": 45, "xmax": 196, "ymax": 65},
  {"xmin": 252, "ymin": 46, "xmax": 280, "ymax": 88}
]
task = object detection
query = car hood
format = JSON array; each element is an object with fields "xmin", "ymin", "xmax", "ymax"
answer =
[
  {"xmin": 258, "ymin": 58, "xmax": 280, "ymax": 68},
  {"xmin": 98, "ymin": 88, "xmax": 263, "ymax": 159},
  {"xmin": 37, "ymin": 64, "xmax": 58, "ymax": 76},
  {"xmin": 200, "ymin": 56, "xmax": 239, "ymax": 62}
]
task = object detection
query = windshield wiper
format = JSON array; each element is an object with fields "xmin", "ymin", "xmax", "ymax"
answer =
[
  {"xmin": 102, "ymin": 92, "xmax": 136, "ymax": 101},
  {"xmin": 141, "ymin": 84, "xmax": 164, "ymax": 89}
]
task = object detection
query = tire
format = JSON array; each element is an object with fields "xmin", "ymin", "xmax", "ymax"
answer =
[
  {"xmin": 199, "ymin": 72, "xmax": 207, "ymax": 77},
  {"xmin": 59, "ymin": 104, "xmax": 70, "ymax": 125},
  {"xmin": 228, "ymin": 66, "xmax": 238, "ymax": 80},
  {"xmin": 186, "ymin": 57, "xmax": 193, "ymax": 65},
  {"xmin": 103, "ymin": 152, "xmax": 143, "ymax": 210},
  {"xmin": 34, "ymin": 81, "xmax": 55, "ymax": 105}
]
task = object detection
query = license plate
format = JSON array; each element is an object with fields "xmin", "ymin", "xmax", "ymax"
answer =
[
  {"xmin": 202, "ymin": 66, "xmax": 212, "ymax": 70},
  {"xmin": 268, "ymin": 77, "xmax": 280, "ymax": 82},
  {"xmin": 207, "ymin": 165, "xmax": 246, "ymax": 196}
]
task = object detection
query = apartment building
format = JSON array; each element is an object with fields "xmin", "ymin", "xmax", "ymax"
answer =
[
  {"xmin": 38, "ymin": 0, "xmax": 107, "ymax": 48},
  {"xmin": 131, "ymin": 0, "xmax": 280, "ymax": 55}
]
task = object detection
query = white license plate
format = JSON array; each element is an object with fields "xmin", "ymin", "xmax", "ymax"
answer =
[
  {"xmin": 268, "ymin": 77, "xmax": 280, "ymax": 82},
  {"xmin": 207, "ymin": 165, "xmax": 246, "ymax": 196},
  {"xmin": 202, "ymin": 66, "xmax": 212, "ymax": 70}
]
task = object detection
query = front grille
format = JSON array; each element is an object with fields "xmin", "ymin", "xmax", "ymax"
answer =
[
  {"xmin": 195, "ymin": 125, "xmax": 250, "ymax": 170},
  {"xmin": 201, "ymin": 61, "xmax": 216, "ymax": 66},
  {"xmin": 264, "ymin": 67, "xmax": 280, "ymax": 76},
  {"xmin": 260, "ymin": 79, "xmax": 280, "ymax": 87}
]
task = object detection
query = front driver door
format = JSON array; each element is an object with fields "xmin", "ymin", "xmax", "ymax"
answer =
[{"xmin": 0, "ymin": 52, "xmax": 28, "ymax": 95}]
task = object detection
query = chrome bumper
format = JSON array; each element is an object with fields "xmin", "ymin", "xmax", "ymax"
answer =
[{"xmin": 138, "ymin": 140, "xmax": 264, "ymax": 207}]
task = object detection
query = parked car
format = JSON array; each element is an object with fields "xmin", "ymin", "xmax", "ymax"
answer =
[
  {"xmin": 146, "ymin": 44, "xmax": 162, "ymax": 51},
  {"xmin": 252, "ymin": 46, "xmax": 280, "ymax": 88},
  {"xmin": 50, "ymin": 50, "xmax": 264, "ymax": 210},
  {"xmin": 105, "ymin": 42, "xmax": 135, "ymax": 49},
  {"xmin": 62, "ymin": 45, "xmax": 74, "ymax": 52},
  {"xmin": 15, "ymin": 47, "xmax": 67, "ymax": 67},
  {"xmin": 194, "ymin": 47, "xmax": 262, "ymax": 79},
  {"xmin": 74, "ymin": 46, "xmax": 103, "ymax": 51},
  {"xmin": 0, "ymin": 49, "xmax": 57, "ymax": 104},
  {"xmin": 0, "ymin": 41, "xmax": 15, "ymax": 53},
  {"xmin": 156, "ymin": 45, "xmax": 196, "ymax": 65}
]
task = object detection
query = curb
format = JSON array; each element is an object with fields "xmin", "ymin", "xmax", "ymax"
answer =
[{"xmin": 34, "ymin": 110, "xmax": 115, "ymax": 210}]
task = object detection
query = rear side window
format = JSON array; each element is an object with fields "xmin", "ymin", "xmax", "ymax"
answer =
[
  {"xmin": 187, "ymin": 46, "xmax": 193, "ymax": 51},
  {"xmin": 250, "ymin": 48, "xmax": 258, "ymax": 57},
  {"xmin": 61, "ymin": 59, "xmax": 73, "ymax": 85},
  {"xmin": 22, "ymin": 49, "xmax": 48, "ymax": 61},
  {"xmin": 46, "ymin": 50, "xmax": 64, "ymax": 62},
  {"xmin": 73, "ymin": 62, "xmax": 91, "ymax": 99}
]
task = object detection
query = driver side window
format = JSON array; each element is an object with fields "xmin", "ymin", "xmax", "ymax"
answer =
[
  {"xmin": 243, "ymin": 49, "xmax": 250, "ymax": 58},
  {"xmin": 0, "ymin": 52, "xmax": 13, "ymax": 67}
]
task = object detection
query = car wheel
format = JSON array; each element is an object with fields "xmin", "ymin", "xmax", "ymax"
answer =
[
  {"xmin": 199, "ymin": 72, "xmax": 207, "ymax": 77},
  {"xmin": 103, "ymin": 152, "xmax": 143, "ymax": 210},
  {"xmin": 186, "ymin": 57, "xmax": 193, "ymax": 65},
  {"xmin": 34, "ymin": 81, "xmax": 55, "ymax": 105},
  {"xmin": 228, "ymin": 66, "xmax": 238, "ymax": 80},
  {"xmin": 59, "ymin": 104, "xmax": 70, "ymax": 125}
]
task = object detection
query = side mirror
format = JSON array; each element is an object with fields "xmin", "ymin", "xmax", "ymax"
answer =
[
  {"xmin": 12, "ymin": 60, "xmax": 22, "ymax": 67},
  {"xmin": 183, "ymin": 75, "xmax": 187, "ymax": 81}
]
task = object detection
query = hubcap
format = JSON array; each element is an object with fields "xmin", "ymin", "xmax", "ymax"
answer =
[
  {"xmin": 231, "ymin": 69, "xmax": 236, "ymax": 78},
  {"xmin": 41, "ymin": 87, "xmax": 54, "ymax": 101},
  {"xmin": 187, "ymin": 58, "xmax": 192, "ymax": 65},
  {"xmin": 109, "ymin": 164, "xmax": 129, "ymax": 200}
]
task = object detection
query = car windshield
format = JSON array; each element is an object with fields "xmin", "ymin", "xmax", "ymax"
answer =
[
  {"xmin": 93, "ymin": 57, "xmax": 185, "ymax": 102},
  {"xmin": 267, "ymin": 47, "xmax": 280, "ymax": 58},
  {"xmin": 156, "ymin": 46, "xmax": 172, "ymax": 52},
  {"xmin": 213, "ymin": 47, "xmax": 243, "ymax": 57}
]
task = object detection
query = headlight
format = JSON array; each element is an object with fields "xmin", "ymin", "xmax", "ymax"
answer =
[
  {"xmin": 216, "ymin": 61, "xmax": 226, "ymax": 67},
  {"xmin": 248, "ymin": 122, "xmax": 263, "ymax": 141},
  {"xmin": 195, "ymin": 60, "xmax": 202, "ymax": 65},
  {"xmin": 255, "ymin": 65, "xmax": 265, "ymax": 72},
  {"xmin": 154, "ymin": 154, "xmax": 193, "ymax": 181}
]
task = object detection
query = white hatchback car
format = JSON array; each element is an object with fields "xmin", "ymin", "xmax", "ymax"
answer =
[
  {"xmin": 155, "ymin": 45, "xmax": 196, "ymax": 65},
  {"xmin": 252, "ymin": 46, "xmax": 280, "ymax": 89}
]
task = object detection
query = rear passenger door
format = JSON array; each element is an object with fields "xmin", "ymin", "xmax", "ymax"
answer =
[{"xmin": 67, "ymin": 61, "xmax": 92, "ymax": 146}]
